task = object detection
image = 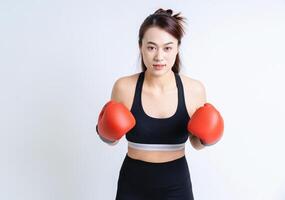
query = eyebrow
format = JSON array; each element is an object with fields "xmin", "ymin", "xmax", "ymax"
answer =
[{"xmin": 147, "ymin": 41, "xmax": 174, "ymax": 46}]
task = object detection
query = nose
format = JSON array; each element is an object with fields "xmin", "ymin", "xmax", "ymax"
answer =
[{"xmin": 154, "ymin": 49, "xmax": 164, "ymax": 62}]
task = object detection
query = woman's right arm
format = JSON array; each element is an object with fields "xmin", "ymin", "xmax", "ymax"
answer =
[{"xmin": 97, "ymin": 77, "xmax": 128, "ymax": 145}]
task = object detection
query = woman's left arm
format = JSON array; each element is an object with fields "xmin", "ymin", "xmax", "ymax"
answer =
[
  {"xmin": 188, "ymin": 80, "xmax": 224, "ymax": 148},
  {"xmin": 188, "ymin": 80, "xmax": 207, "ymax": 150}
]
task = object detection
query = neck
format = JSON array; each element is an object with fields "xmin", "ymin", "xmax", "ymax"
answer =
[{"xmin": 144, "ymin": 70, "xmax": 176, "ymax": 92}]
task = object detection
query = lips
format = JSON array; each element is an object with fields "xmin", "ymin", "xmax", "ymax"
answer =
[
  {"xmin": 153, "ymin": 64, "xmax": 166, "ymax": 67},
  {"xmin": 153, "ymin": 64, "xmax": 165, "ymax": 70}
]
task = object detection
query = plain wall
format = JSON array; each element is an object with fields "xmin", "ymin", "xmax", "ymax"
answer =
[{"xmin": 1, "ymin": 0, "xmax": 285, "ymax": 199}]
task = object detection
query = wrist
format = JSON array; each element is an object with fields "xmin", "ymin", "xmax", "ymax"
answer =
[
  {"xmin": 96, "ymin": 125, "xmax": 117, "ymax": 144},
  {"xmin": 190, "ymin": 135, "xmax": 205, "ymax": 149},
  {"xmin": 98, "ymin": 134, "xmax": 117, "ymax": 144}
]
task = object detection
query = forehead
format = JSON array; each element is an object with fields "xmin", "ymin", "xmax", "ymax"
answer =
[{"xmin": 142, "ymin": 27, "xmax": 177, "ymax": 45}]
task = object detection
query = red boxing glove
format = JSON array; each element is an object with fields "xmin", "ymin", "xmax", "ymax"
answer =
[
  {"xmin": 96, "ymin": 100, "xmax": 136, "ymax": 141},
  {"xmin": 187, "ymin": 103, "xmax": 224, "ymax": 145}
]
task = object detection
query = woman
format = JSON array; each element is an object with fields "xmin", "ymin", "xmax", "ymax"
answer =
[{"xmin": 96, "ymin": 8, "xmax": 224, "ymax": 200}]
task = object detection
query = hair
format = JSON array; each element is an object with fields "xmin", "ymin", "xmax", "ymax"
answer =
[{"xmin": 138, "ymin": 8, "xmax": 187, "ymax": 73}]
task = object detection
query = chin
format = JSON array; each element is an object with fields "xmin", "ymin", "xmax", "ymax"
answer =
[{"xmin": 148, "ymin": 68, "xmax": 172, "ymax": 76}]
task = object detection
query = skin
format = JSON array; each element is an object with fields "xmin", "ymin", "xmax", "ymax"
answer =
[{"xmin": 109, "ymin": 26, "xmax": 206, "ymax": 163}]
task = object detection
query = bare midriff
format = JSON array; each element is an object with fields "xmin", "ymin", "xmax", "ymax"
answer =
[{"xmin": 127, "ymin": 147, "xmax": 185, "ymax": 163}]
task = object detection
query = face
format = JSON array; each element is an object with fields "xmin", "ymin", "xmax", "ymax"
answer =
[{"xmin": 140, "ymin": 26, "xmax": 179, "ymax": 75}]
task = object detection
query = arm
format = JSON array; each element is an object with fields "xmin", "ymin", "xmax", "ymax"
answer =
[
  {"xmin": 96, "ymin": 78, "xmax": 133, "ymax": 146},
  {"xmin": 188, "ymin": 80, "xmax": 207, "ymax": 150},
  {"xmin": 98, "ymin": 78, "xmax": 122, "ymax": 145},
  {"xmin": 187, "ymin": 81, "xmax": 224, "ymax": 148}
]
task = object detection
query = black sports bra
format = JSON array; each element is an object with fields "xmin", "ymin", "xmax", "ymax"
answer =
[{"xmin": 125, "ymin": 71, "xmax": 190, "ymax": 151}]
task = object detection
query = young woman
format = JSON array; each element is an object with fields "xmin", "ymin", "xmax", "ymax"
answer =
[{"xmin": 96, "ymin": 8, "xmax": 224, "ymax": 200}]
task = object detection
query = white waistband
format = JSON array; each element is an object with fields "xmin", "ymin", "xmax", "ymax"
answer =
[{"xmin": 128, "ymin": 141, "xmax": 185, "ymax": 151}]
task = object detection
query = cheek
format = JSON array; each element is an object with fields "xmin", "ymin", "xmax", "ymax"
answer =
[
  {"xmin": 167, "ymin": 54, "xmax": 178, "ymax": 67},
  {"xmin": 142, "ymin": 51, "xmax": 153, "ymax": 62},
  {"xmin": 167, "ymin": 52, "xmax": 177, "ymax": 61},
  {"xmin": 141, "ymin": 52, "xmax": 150, "ymax": 66}
]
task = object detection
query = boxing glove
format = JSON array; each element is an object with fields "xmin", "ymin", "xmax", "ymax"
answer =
[
  {"xmin": 96, "ymin": 100, "xmax": 136, "ymax": 142},
  {"xmin": 187, "ymin": 103, "xmax": 224, "ymax": 145}
]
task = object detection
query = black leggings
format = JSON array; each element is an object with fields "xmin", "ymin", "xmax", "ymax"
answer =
[{"xmin": 115, "ymin": 154, "xmax": 194, "ymax": 200}]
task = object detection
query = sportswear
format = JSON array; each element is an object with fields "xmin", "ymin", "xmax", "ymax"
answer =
[{"xmin": 126, "ymin": 71, "xmax": 190, "ymax": 151}]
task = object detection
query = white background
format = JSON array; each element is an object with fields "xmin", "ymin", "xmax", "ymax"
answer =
[{"xmin": 1, "ymin": 0, "xmax": 285, "ymax": 199}]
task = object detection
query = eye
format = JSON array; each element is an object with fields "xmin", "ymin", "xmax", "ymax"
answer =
[
  {"xmin": 147, "ymin": 46, "xmax": 155, "ymax": 51},
  {"xmin": 165, "ymin": 47, "xmax": 172, "ymax": 51}
]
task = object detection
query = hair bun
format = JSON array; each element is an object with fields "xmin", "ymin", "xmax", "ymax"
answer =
[
  {"xmin": 154, "ymin": 8, "xmax": 173, "ymax": 16},
  {"xmin": 166, "ymin": 9, "xmax": 173, "ymax": 16}
]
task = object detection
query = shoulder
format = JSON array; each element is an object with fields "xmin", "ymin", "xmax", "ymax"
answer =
[
  {"xmin": 111, "ymin": 73, "xmax": 140, "ymax": 107},
  {"xmin": 180, "ymin": 74, "xmax": 206, "ymax": 95},
  {"xmin": 179, "ymin": 73, "xmax": 207, "ymax": 111}
]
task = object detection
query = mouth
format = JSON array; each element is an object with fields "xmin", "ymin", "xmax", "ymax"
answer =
[{"xmin": 153, "ymin": 64, "xmax": 166, "ymax": 70}]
